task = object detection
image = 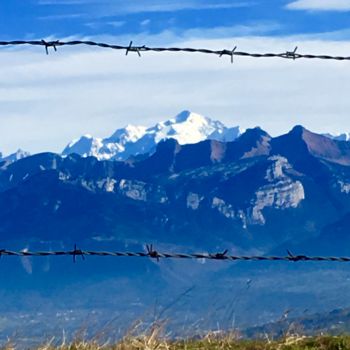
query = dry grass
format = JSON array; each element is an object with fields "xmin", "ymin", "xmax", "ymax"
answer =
[
  {"xmin": 30, "ymin": 335, "xmax": 350, "ymax": 350},
  {"xmin": 3, "ymin": 321, "xmax": 350, "ymax": 350}
]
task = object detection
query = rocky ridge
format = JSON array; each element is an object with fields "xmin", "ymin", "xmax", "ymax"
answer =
[{"xmin": 2, "ymin": 125, "xmax": 350, "ymax": 251}]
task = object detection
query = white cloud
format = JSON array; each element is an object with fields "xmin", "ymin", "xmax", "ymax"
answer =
[
  {"xmin": 108, "ymin": 21, "xmax": 126, "ymax": 28},
  {"xmin": 140, "ymin": 19, "xmax": 151, "ymax": 27},
  {"xmin": 38, "ymin": 0, "xmax": 253, "ymax": 14},
  {"xmin": 287, "ymin": 0, "xmax": 350, "ymax": 11},
  {"xmin": 84, "ymin": 20, "xmax": 126, "ymax": 29},
  {"xmin": 38, "ymin": 13, "xmax": 86, "ymax": 20},
  {"xmin": 1, "ymin": 31, "xmax": 350, "ymax": 155}
]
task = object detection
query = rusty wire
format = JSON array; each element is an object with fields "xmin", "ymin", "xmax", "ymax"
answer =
[{"xmin": 0, "ymin": 40, "xmax": 350, "ymax": 62}]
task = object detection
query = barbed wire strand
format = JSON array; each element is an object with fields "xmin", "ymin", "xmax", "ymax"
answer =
[
  {"xmin": 0, "ymin": 247, "xmax": 350, "ymax": 263},
  {"xmin": 1, "ymin": 40, "xmax": 350, "ymax": 62}
]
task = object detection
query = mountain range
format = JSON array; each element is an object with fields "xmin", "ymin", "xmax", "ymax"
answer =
[
  {"xmin": 1, "ymin": 110, "xmax": 350, "ymax": 163},
  {"xmin": 2, "ymin": 111, "xmax": 350, "ymax": 340},
  {"xmin": 3, "ymin": 122, "xmax": 350, "ymax": 250},
  {"xmin": 61, "ymin": 110, "xmax": 243, "ymax": 161}
]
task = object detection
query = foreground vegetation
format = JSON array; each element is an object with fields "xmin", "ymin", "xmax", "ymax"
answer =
[
  {"xmin": 4, "ymin": 324, "xmax": 350, "ymax": 350},
  {"xmin": 5, "ymin": 335, "xmax": 350, "ymax": 350}
]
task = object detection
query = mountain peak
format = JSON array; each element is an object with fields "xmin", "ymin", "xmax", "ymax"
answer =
[
  {"xmin": 272, "ymin": 125, "xmax": 350, "ymax": 166},
  {"xmin": 172, "ymin": 110, "xmax": 206, "ymax": 124},
  {"xmin": 241, "ymin": 127, "xmax": 270, "ymax": 139},
  {"xmin": 63, "ymin": 135, "xmax": 103, "ymax": 158},
  {"xmin": 108, "ymin": 124, "xmax": 146, "ymax": 143},
  {"xmin": 174, "ymin": 110, "xmax": 192, "ymax": 122},
  {"xmin": 281, "ymin": 125, "xmax": 311, "ymax": 143},
  {"xmin": 0, "ymin": 149, "xmax": 31, "ymax": 164},
  {"xmin": 289, "ymin": 125, "xmax": 306, "ymax": 136},
  {"xmin": 323, "ymin": 132, "xmax": 350, "ymax": 142},
  {"xmin": 224, "ymin": 126, "xmax": 271, "ymax": 161},
  {"xmin": 62, "ymin": 111, "xmax": 242, "ymax": 161}
]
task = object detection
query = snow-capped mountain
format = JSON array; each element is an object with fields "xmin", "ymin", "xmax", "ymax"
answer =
[
  {"xmin": 62, "ymin": 110, "xmax": 243, "ymax": 161},
  {"xmin": 0, "ymin": 149, "xmax": 30, "ymax": 163}
]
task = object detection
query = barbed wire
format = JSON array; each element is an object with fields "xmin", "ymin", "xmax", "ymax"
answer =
[
  {"xmin": 1, "ymin": 40, "xmax": 350, "ymax": 62},
  {"xmin": 1, "ymin": 246, "xmax": 350, "ymax": 263}
]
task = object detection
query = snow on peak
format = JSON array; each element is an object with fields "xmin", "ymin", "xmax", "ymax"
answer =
[
  {"xmin": 108, "ymin": 125, "xmax": 147, "ymax": 144},
  {"xmin": 324, "ymin": 132, "xmax": 350, "ymax": 142},
  {"xmin": 62, "ymin": 111, "xmax": 243, "ymax": 161},
  {"xmin": 63, "ymin": 135, "xmax": 103, "ymax": 158},
  {"xmin": 173, "ymin": 110, "xmax": 205, "ymax": 123},
  {"xmin": 147, "ymin": 110, "xmax": 240, "ymax": 146},
  {"xmin": 0, "ymin": 149, "xmax": 31, "ymax": 164}
]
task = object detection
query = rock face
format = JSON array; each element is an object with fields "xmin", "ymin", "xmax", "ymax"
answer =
[
  {"xmin": 338, "ymin": 180, "xmax": 350, "ymax": 194},
  {"xmin": 187, "ymin": 192, "xmax": 203, "ymax": 210},
  {"xmin": 248, "ymin": 156, "xmax": 305, "ymax": 225},
  {"xmin": 118, "ymin": 179, "xmax": 168, "ymax": 204},
  {"xmin": 211, "ymin": 197, "xmax": 240, "ymax": 220}
]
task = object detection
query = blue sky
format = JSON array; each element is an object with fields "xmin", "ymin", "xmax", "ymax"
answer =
[
  {"xmin": 2, "ymin": 0, "xmax": 350, "ymax": 155},
  {"xmin": 2, "ymin": 0, "xmax": 350, "ymax": 40}
]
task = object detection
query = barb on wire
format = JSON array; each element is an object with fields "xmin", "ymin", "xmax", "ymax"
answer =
[
  {"xmin": 41, "ymin": 39, "xmax": 59, "ymax": 55},
  {"xmin": 230, "ymin": 46, "xmax": 237, "ymax": 63},
  {"xmin": 125, "ymin": 41, "xmax": 145, "ymax": 57},
  {"xmin": 210, "ymin": 249, "xmax": 229, "ymax": 260},
  {"xmin": 146, "ymin": 244, "xmax": 161, "ymax": 262},
  {"xmin": 287, "ymin": 249, "xmax": 308, "ymax": 262},
  {"xmin": 0, "ymin": 247, "xmax": 348, "ymax": 263},
  {"xmin": 72, "ymin": 244, "xmax": 85, "ymax": 263},
  {"xmin": 1, "ymin": 39, "xmax": 350, "ymax": 62},
  {"xmin": 219, "ymin": 46, "xmax": 237, "ymax": 63},
  {"xmin": 283, "ymin": 46, "xmax": 299, "ymax": 60}
]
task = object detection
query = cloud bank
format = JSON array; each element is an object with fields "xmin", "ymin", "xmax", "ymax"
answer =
[
  {"xmin": 287, "ymin": 0, "xmax": 350, "ymax": 11},
  {"xmin": 1, "ymin": 31, "xmax": 350, "ymax": 155},
  {"xmin": 37, "ymin": 0, "xmax": 253, "ymax": 15}
]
